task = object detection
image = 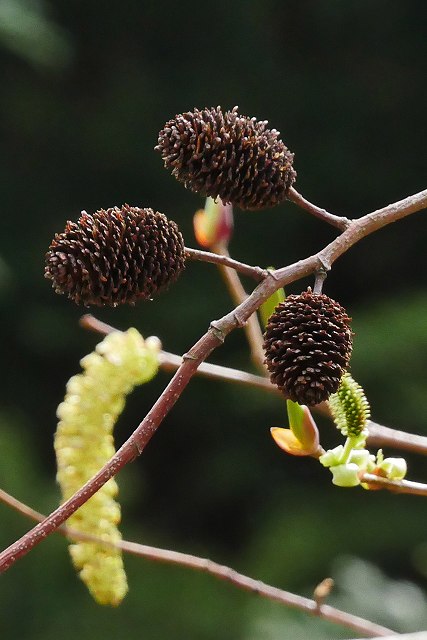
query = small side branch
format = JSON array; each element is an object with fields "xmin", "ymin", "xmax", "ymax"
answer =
[
  {"xmin": 0, "ymin": 488, "xmax": 396, "ymax": 638},
  {"xmin": 352, "ymin": 634, "xmax": 427, "ymax": 640},
  {"xmin": 209, "ymin": 244, "xmax": 267, "ymax": 372},
  {"xmin": 2, "ymin": 188, "xmax": 426, "ymax": 573},
  {"xmin": 80, "ymin": 314, "xmax": 272, "ymax": 389},
  {"xmin": 160, "ymin": 351, "xmax": 273, "ymax": 392},
  {"xmin": 361, "ymin": 474, "xmax": 427, "ymax": 496},
  {"xmin": 288, "ymin": 188, "xmax": 351, "ymax": 230},
  {"xmin": 185, "ymin": 247, "xmax": 267, "ymax": 281},
  {"xmin": 313, "ymin": 266, "xmax": 328, "ymax": 295},
  {"xmin": 367, "ymin": 422, "xmax": 427, "ymax": 456},
  {"xmin": 0, "ymin": 328, "xmax": 224, "ymax": 572},
  {"xmin": 81, "ymin": 315, "xmax": 427, "ymax": 457}
]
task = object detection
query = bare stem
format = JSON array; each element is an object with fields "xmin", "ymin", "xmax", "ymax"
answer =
[
  {"xmin": 366, "ymin": 422, "xmax": 427, "ymax": 456},
  {"xmin": 360, "ymin": 474, "xmax": 427, "ymax": 496},
  {"xmin": 81, "ymin": 313, "xmax": 427, "ymax": 458},
  {"xmin": 79, "ymin": 314, "xmax": 118, "ymax": 335},
  {"xmin": 0, "ymin": 488, "xmax": 396, "ymax": 638},
  {"xmin": 2, "ymin": 188, "xmax": 426, "ymax": 573},
  {"xmin": 185, "ymin": 246, "xmax": 267, "ymax": 281},
  {"xmin": 321, "ymin": 399, "xmax": 427, "ymax": 457},
  {"xmin": 211, "ymin": 243, "xmax": 267, "ymax": 372},
  {"xmin": 313, "ymin": 267, "xmax": 328, "ymax": 295},
  {"xmin": 0, "ymin": 327, "xmax": 222, "ymax": 572},
  {"xmin": 160, "ymin": 351, "xmax": 273, "ymax": 391},
  {"xmin": 80, "ymin": 314, "xmax": 274, "ymax": 393},
  {"xmin": 288, "ymin": 188, "xmax": 350, "ymax": 230},
  {"xmin": 352, "ymin": 635, "xmax": 427, "ymax": 640}
]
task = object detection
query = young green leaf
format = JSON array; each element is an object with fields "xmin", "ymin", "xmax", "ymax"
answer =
[{"xmin": 258, "ymin": 278, "xmax": 285, "ymax": 328}]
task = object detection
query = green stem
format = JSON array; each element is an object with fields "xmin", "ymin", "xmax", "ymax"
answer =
[{"xmin": 340, "ymin": 437, "xmax": 355, "ymax": 464}]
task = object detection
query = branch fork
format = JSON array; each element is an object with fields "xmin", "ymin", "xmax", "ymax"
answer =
[{"xmin": 1, "ymin": 188, "xmax": 427, "ymax": 576}]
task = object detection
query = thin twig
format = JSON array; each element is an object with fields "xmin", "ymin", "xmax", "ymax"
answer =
[
  {"xmin": 79, "ymin": 314, "xmax": 118, "ymax": 336},
  {"xmin": 313, "ymin": 267, "xmax": 328, "ymax": 295},
  {"xmin": 288, "ymin": 188, "xmax": 350, "ymax": 230},
  {"xmin": 79, "ymin": 314, "xmax": 274, "ymax": 393},
  {"xmin": 81, "ymin": 314, "xmax": 427, "ymax": 457},
  {"xmin": 0, "ymin": 488, "xmax": 396, "ymax": 638},
  {"xmin": 160, "ymin": 351, "xmax": 273, "ymax": 391},
  {"xmin": 185, "ymin": 246, "xmax": 267, "ymax": 281},
  {"xmin": 1, "ymin": 188, "xmax": 426, "ymax": 573},
  {"xmin": 318, "ymin": 399, "xmax": 427, "ymax": 457},
  {"xmin": 366, "ymin": 423, "xmax": 427, "ymax": 456},
  {"xmin": 317, "ymin": 189, "xmax": 427, "ymax": 269},
  {"xmin": 211, "ymin": 243, "xmax": 267, "ymax": 372},
  {"xmin": 360, "ymin": 474, "xmax": 427, "ymax": 496},
  {"xmin": 352, "ymin": 635, "xmax": 427, "ymax": 640}
]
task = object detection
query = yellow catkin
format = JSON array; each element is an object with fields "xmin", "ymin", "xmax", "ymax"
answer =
[{"xmin": 54, "ymin": 329, "xmax": 160, "ymax": 606}]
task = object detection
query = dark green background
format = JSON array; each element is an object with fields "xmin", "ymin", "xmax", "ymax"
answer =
[{"xmin": 1, "ymin": 1, "xmax": 427, "ymax": 638}]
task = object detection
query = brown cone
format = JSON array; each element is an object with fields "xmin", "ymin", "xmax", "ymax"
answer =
[
  {"xmin": 263, "ymin": 289, "xmax": 353, "ymax": 406},
  {"xmin": 155, "ymin": 106, "xmax": 296, "ymax": 210},
  {"xmin": 45, "ymin": 205, "xmax": 186, "ymax": 306}
]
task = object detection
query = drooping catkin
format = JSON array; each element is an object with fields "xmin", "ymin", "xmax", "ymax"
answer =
[{"xmin": 54, "ymin": 329, "xmax": 160, "ymax": 605}]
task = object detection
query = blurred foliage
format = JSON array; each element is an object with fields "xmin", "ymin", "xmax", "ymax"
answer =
[
  {"xmin": 1, "ymin": 1, "xmax": 427, "ymax": 638},
  {"xmin": 0, "ymin": 0, "xmax": 72, "ymax": 70}
]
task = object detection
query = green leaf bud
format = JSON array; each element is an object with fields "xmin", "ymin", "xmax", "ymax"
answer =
[
  {"xmin": 378, "ymin": 457, "xmax": 407, "ymax": 480},
  {"xmin": 330, "ymin": 463, "xmax": 361, "ymax": 487},
  {"xmin": 259, "ymin": 280, "xmax": 285, "ymax": 329},
  {"xmin": 349, "ymin": 449, "xmax": 376, "ymax": 472},
  {"xmin": 319, "ymin": 445, "xmax": 345, "ymax": 468}
]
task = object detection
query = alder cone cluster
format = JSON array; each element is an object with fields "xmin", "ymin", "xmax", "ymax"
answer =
[
  {"xmin": 44, "ymin": 205, "xmax": 186, "ymax": 306},
  {"xmin": 155, "ymin": 106, "xmax": 296, "ymax": 210},
  {"xmin": 263, "ymin": 290, "xmax": 353, "ymax": 406}
]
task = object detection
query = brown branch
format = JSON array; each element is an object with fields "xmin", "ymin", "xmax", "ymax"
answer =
[
  {"xmin": 160, "ymin": 351, "xmax": 272, "ymax": 391},
  {"xmin": 288, "ymin": 187, "xmax": 351, "ymax": 230},
  {"xmin": 366, "ymin": 422, "xmax": 427, "ymax": 456},
  {"xmin": 0, "ymin": 488, "xmax": 396, "ymax": 638},
  {"xmin": 0, "ymin": 327, "xmax": 222, "ymax": 572},
  {"xmin": 80, "ymin": 314, "xmax": 274, "ymax": 393},
  {"xmin": 185, "ymin": 246, "xmax": 267, "ymax": 281},
  {"xmin": 317, "ymin": 189, "xmax": 427, "ymax": 270},
  {"xmin": 1, "ymin": 188, "xmax": 426, "ymax": 573},
  {"xmin": 79, "ymin": 314, "xmax": 118, "ymax": 336},
  {"xmin": 352, "ymin": 635, "xmax": 427, "ymax": 640},
  {"xmin": 319, "ymin": 400, "xmax": 427, "ymax": 457},
  {"xmin": 81, "ymin": 314, "xmax": 427, "ymax": 457},
  {"xmin": 360, "ymin": 474, "xmax": 427, "ymax": 496},
  {"xmin": 210, "ymin": 243, "xmax": 267, "ymax": 372}
]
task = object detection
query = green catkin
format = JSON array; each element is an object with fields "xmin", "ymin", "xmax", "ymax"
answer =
[
  {"xmin": 328, "ymin": 373, "xmax": 370, "ymax": 437},
  {"xmin": 54, "ymin": 329, "xmax": 160, "ymax": 606}
]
